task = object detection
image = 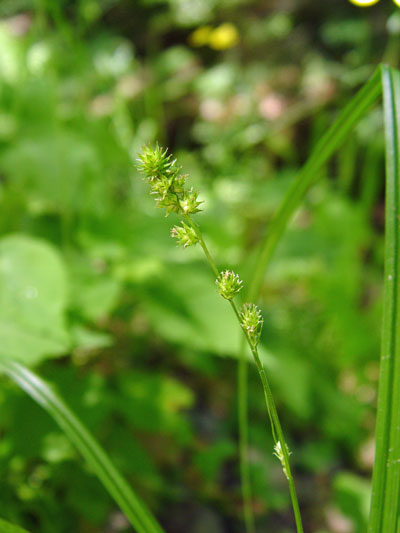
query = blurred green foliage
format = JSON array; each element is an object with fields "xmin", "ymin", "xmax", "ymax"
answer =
[{"xmin": 0, "ymin": 1, "xmax": 397, "ymax": 531}]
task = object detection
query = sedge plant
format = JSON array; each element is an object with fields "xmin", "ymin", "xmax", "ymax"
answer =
[
  {"xmin": 137, "ymin": 145, "xmax": 304, "ymax": 533},
  {"xmin": 2, "ymin": 65, "xmax": 400, "ymax": 533}
]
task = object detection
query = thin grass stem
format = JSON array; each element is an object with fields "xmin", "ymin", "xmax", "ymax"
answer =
[
  {"xmin": 238, "ymin": 348, "xmax": 255, "ymax": 533},
  {"xmin": 185, "ymin": 215, "xmax": 304, "ymax": 533}
]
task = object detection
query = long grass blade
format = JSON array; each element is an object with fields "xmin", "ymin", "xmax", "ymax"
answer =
[
  {"xmin": 247, "ymin": 66, "xmax": 382, "ymax": 300},
  {"xmin": 368, "ymin": 64, "xmax": 400, "ymax": 533},
  {"xmin": 0, "ymin": 359, "xmax": 165, "ymax": 533}
]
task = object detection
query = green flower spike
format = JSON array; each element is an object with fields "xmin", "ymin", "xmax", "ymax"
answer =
[
  {"xmin": 171, "ymin": 222, "xmax": 199, "ymax": 248},
  {"xmin": 274, "ymin": 441, "xmax": 291, "ymax": 480},
  {"xmin": 137, "ymin": 145, "xmax": 202, "ymax": 217},
  {"xmin": 216, "ymin": 270, "xmax": 243, "ymax": 300},
  {"xmin": 239, "ymin": 303, "xmax": 263, "ymax": 346},
  {"xmin": 137, "ymin": 144, "xmax": 303, "ymax": 532}
]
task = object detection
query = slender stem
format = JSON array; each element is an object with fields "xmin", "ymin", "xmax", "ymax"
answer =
[
  {"xmin": 229, "ymin": 302, "xmax": 276, "ymax": 442},
  {"xmin": 185, "ymin": 215, "xmax": 304, "ymax": 533},
  {"xmin": 186, "ymin": 214, "xmax": 257, "ymax": 530},
  {"xmin": 183, "ymin": 216, "xmax": 219, "ymax": 277},
  {"xmin": 238, "ymin": 340, "xmax": 256, "ymax": 533},
  {"xmin": 249, "ymin": 344, "xmax": 303, "ymax": 533}
]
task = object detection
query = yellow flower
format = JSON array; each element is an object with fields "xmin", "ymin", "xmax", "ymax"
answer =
[
  {"xmin": 189, "ymin": 26, "xmax": 213, "ymax": 47},
  {"xmin": 348, "ymin": 0, "xmax": 380, "ymax": 6},
  {"xmin": 209, "ymin": 23, "xmax": 239, "ymax": 50}
]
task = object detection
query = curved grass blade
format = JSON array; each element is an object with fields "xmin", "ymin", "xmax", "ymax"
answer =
[
  {"xmin": 247, "ymin": 66, "xmax": 382, "ymax": 301},
  {"xmin": 0, "ymin": 359, "xmax": 165, "ymax": 533},
  {"xmin": 0, "ymin": 518, "xmax": 31, "ymax": 533},
  {"xmin": 237, "ymin": 67, "xmax": 382, "ymax": 532},
  {"xmin": 368, "ymin": 65, "xmax": 400, "ymax": 533}
]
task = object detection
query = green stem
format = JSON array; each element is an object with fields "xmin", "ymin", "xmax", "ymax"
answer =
[
  {"xmin": 229, "ymin": 302, "xmax": 276, "ymax": 443},
  {"xmin": 183, "ymin": 216, "xmax": 219, "ymax": 278},
  {"xmin": 238, "ymin": 343, "xmax": 255, "ymax": 533},
  {"xmin": 185, "ymin": 215, "xmax": 304, "ymax": 533},
  {"xmin": 185, "ymin": 215, "xmax": 257, "ymax": 531},
  {"xmin": 249, "ymin": 343, "xmax": 303, "ymax": 533}
]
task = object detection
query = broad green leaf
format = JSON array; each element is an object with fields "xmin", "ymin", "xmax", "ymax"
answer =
[
  {"xmin": 116, "ymin": 371, "xmax": 194, "ymax": 444},
  {"xmin": 1, "ymin": 132, "xmax": 99, "ymax": 213},
  {"xmin": 70, "ymin": 325, "xmax": 113, "ymax": 351},
  {"xmin": 0, "ymin": 518, "xmax": 30, "ymax": 533},
  {"xmin": 0, "ymin": 24, "xmax": 23, "ymax": 84},
  {"xmin": 69, "ymin": 266, "xmax": 121, "ymax": 322},
  {"xmin": 0, "ymin": 234, "xmax": 70, "ymax": 364},
  {"xmin": 194, "ymin": 440, "xmax": 235, "ymax": 484},
  {"xmin": 334, "ymin": 472, "xmax": 371, "ymax": 533},
  {"xmin": 142, "ymin": 263, "xmax": 240, "ymax": 355}
]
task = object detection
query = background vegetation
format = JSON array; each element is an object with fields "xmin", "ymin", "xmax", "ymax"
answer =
[{"xmin": 0, "ymin": 1, "xmax": 398, "ymax": 531}]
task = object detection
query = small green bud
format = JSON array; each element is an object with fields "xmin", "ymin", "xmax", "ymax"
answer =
[
  {"xmin": 150, "ymin": 175, "xmax": 174, "ymax": 199},
  {"xmin": 179, "ymin": 188, "xmax": 202, "ymax": 215},
  {"xmin": 173, "ymin": 174, "xmax": 187, "ymax": 194},
  {"xmin": 216, "ymin": 270, "xmax": 243, "ymax": 300},
  {"xmin": 171, "ymin": 222, "xmax": 199, "ymax": 248},
  {"xmin": 156, "ymin": 192, "xmax": 181, "ymax": 215},
  {"xmin": 239, "ymin": 303, "xmax": 263, "ymax": 346},
  {"xmin": 273, "ymin": 441, "xmax": 291, "ymax": 480}
]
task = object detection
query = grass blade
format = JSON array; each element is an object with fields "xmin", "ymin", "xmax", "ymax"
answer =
[
  {"xmin": 368, "ymin": 64, "xmax": 400, "ymax": 533},
  {"xmin": 0, "ymin": 359, "xmax": 165, "ymax": 533},
  {"xmin": 247, "ymin": 66, "xmax": 382, "ymax": 300}
]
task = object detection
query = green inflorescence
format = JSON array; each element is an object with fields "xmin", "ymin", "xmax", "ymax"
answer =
[
  {"xmin": 137, "ymin": 144, "xmax": 202, "ymax": 216},
  {"xmin": 216, "ymin": 270, "xmax": 244, "ymax": 301},
  {"xmin": 171, "ymin": 221, "xmax": 199, "ymax": 248},
  {"xmin": 239, "ymin": 303, "xmax": 263, "ymax": 347}
]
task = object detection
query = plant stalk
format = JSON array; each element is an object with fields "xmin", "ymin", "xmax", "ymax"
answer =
[
  {"xmin": 184, "ymin": 214, "xmax": 304, "ymax": 533},
  {"xmin": 238, "ymin": 347, "xmax": 255, "ymax": 533}
]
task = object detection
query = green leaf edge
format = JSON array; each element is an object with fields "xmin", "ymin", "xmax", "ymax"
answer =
[
  {"xmin": 0, "ymin": 359, "xmax": 165, "ymax": 533},
  {"xmin": 368, "ymin": 65, "xmax": 400, "ymax": 533},
  {"xmin": 0, "ymin": 517, "xmax": 31, "ymax": 533}
]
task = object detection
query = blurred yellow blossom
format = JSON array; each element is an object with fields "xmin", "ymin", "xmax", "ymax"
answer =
[
  {"xmin": 189, "ymin": 23, "xmax": 239, "ymax": 50},
  {"xmin": 189, "ymin": 25, "xmax": 213, "ymax": 47},
  {"xmin": 209, "ymin": 23, "xmax": 239, "ymax": 50},
  {"xmin": 349, "ymin": 0, "xmax": 380, "ymax": 5}
]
